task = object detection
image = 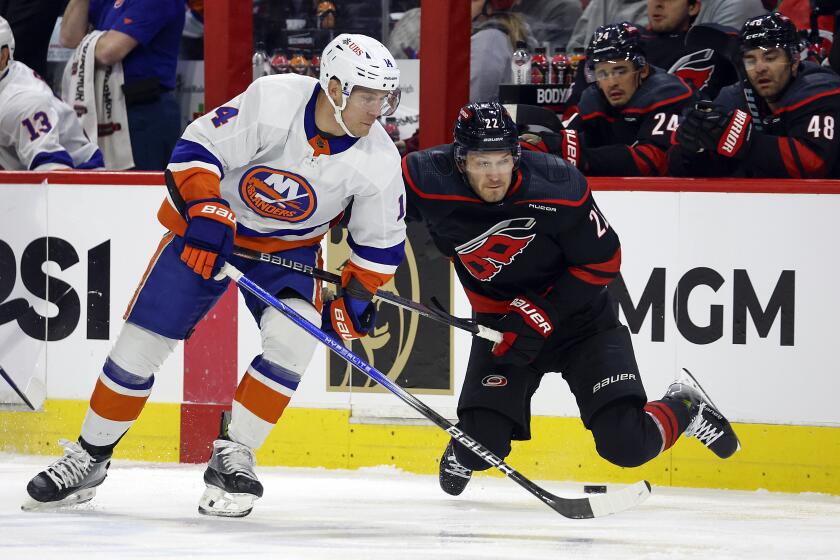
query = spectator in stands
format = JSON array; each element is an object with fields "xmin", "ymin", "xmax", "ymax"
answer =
[
  {"xmin": 514, "ymin": 0, "xmax": 582, "ymax": 48},
  {"xmin": 60, "ymin": 0, "xmax": 185, "ymax": 171},
  {"xmin": 523, "ymin": 22, "xmax": 696, "ymax": 176},
  {"xmin": 0, "ymin": 16, "xmax": 104, "ymax": 171},
  {"xmin": 670, "ymin": 13, "xmax": 840, "ymax": 178},
  {"xmin": 0, "ymin": 0, "xmax": 65, "ymax": 79},
  {"xmin": 387, "ymin": 7, "xmax": 421, "ymax": 58},
  {"xmin": 642, "ymin": 0, "xmax": 738, "ymax": 100},
  {"xmin": 470, "ymin": 0, "xmax": 533, "ymax": 102},
  {"xmin": 567, "ymin": 0, "xmax": 648, "ymax": 52},
  {"xmin": 694, "ymin": 0, "xmax": 766, "ymax": 29}
]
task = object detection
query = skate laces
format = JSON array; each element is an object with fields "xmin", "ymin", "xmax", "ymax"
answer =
[
  {"xmin": 443, "ymin": 446, "xmax": 471, "ymax": 479},
  {"xmin": 684, "ymin": 403, "xmax": 724, "ymax": 447},
  {"xmin": 44, "ymin": 439, "xmax": 92, "ymax": 490},
  {"xmin": 217, "ymin": 441, "xmax": 258, "ymax": 480}
]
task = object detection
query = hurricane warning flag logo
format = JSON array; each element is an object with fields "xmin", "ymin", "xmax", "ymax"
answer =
[
  {"xmin": 239, "ymin": 166, "xmax": 317, "ymax": 222},
  {"xmin": 455, "ymin": 218, "xmax": 536, "ymax": 281}
]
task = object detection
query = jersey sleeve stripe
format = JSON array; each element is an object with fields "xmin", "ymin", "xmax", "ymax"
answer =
[
  {"xmin": 631, "ymin": 144, "xmax": 667, "ymax": 175},
  {"xmin": 29, "ymin": 150, "xmax": 73, "ymax": 170},
  {"xmin": 347, "ymin": 233, "xmax": 405, "ymax": 267},
  {"xmin": 772, "ymin": 86, "xmax": 840, "ymax": 114},
  {"xmin": 568, "ymin": 266, "xmax": 614, "ymax": 285},
  {"xmin": 76, "ymin": 149, "xmax": 105, "ymax": 169},
  {"xmin": 170, "ymin": 138, "xmax": 225, "ymax": 178},
  {"xmin": 779, "ymin": 137, "xmax": 825, "ymax": 178},
  {"xmin": 349, "ymin": 252, "xmax": 400, "ymax": 275},
  {"xmin": 341, "ymin": 261, "xmax": 394, "ymax": 294}
]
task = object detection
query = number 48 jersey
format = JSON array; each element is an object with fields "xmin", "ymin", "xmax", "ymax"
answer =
[{"xmin": 161, "ymin": 73, "xmax": 407, "ymax": 291}]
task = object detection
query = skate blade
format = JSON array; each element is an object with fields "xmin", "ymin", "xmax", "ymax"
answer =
[
  {"xmin": 198, "ymin": 484, "xmax": 257, "ymax": 518},
  {"xmin": 21, "ymin": 487, "xmax": 96, "ymax": 512}
]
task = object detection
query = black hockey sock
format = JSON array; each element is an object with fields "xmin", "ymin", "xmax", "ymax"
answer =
[
  {"xmin": 78, "ymin": 436, "xmax": 116, "ymax": 461},
  {"xmin": 452, "ymin": 408, "xmax": 516, "ymax": 472},
  {"xmin": 591, "ymin": 397, "xmax": 676, "ymax": 468}
]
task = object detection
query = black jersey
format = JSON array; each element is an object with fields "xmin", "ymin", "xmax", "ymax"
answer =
[
  {"xmin": 403, "ymin": 146, "xmax": 621, "ymax": 320},
  {"xmin": 571, "ymin": 67, "xmax": 697, "ymax": 176},
  {"xmin": 641, "ymin": 29, "xmax": 738, "ymax": 101},
  {"xmin": 668, "ymin": 62, "xmax": 840, "ymax": 178}
]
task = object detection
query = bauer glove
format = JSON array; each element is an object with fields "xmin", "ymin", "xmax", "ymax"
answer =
[
  {"xmin": 322, "ymin": 277, "xmax": 378, "ymax": 342},
  {"xmin": 180, "ymin": 198, "xmax": 236, "ymax": 280},
  {"xmin": 520, "ymin": 129, "xmax": 586, "ymax": 170},
  {"xmin": 490, "ymin": 292, "xmax": 558, "ymax": 366}
]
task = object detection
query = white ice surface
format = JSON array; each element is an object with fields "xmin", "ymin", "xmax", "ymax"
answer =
[{"xmin": 1, "ymin": 453, "xmax": 838, "ymax": 560}]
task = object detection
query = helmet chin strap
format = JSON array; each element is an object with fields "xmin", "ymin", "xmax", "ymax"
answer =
[{"xmin": 325, "ymin": 90, "xmax": 357, "ymax": 138}]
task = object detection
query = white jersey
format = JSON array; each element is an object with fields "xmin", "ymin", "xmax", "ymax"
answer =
[
  {"xmin": 0, "ymin": 61, "xmax": 103, "ymax": 170},
  {"xmin": 163, "ymin": 74, "xmax": 406, "ymax": 282}
]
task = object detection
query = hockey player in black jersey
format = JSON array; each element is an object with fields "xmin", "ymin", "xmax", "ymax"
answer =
[
  {"xmin": 403, "ymin": 101, "xmax": 740, "ymax": 497},
  {"xmin": 670, "ymin": 13, "xmax": 840, "ymax": 178},
  {"xmin": 642, "ymin": 0, "xmax": 738, "ymax": 100},
  {"xmin": 522, "ymin": 22, "xmax": 697, "ymax": 176}
]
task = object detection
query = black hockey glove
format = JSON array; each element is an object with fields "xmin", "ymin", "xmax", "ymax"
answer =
[
  {"xmin": 490, "ymin": 292, "xmax": 558, "ymax": 366},
  {"xmin": 676, "ymin": 102, "xmax": 753, "ymax": 159}
]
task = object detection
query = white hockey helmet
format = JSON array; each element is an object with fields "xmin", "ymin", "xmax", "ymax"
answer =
[
  {"xmin": 0, "ymin": 16, "xmax": 14, "ymax": 60},
  {"xmin": 319, "ymin": 33, "xmax": 401, "ymax": 136}
]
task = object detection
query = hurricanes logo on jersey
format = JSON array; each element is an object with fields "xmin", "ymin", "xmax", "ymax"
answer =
[
  {"xmin": 455, "ymin": 218, "xmax": 536, "ymax": 281},
  {"xmin": 239, "ymin": 166, "xmax": 317, "ymax": 222},
  {"xmin": 669, "ymin": 48, "xmax": 716, "ymax": 92}
]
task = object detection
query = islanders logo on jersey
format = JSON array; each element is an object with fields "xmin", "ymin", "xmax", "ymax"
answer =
[{"xmin": 238, "ymin": 166, "xmax": 317, "ymax": 222}]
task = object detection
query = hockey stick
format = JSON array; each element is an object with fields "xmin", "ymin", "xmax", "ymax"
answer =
[
  {"xmin": 231, "ymin": 246, "xmax": 502, "ymax": 343},
  {"xmin": 162, "ymin": 170, "xmax": 502, "ymax": 343},
  {"xmin": 0, "ymin": 366, "xmax": 35, "ymax": 410},
  {"xmin": 221, "ymin": 262, "xmax": 652, "ymax": 519},
  {"xmin": 685, "ymin": 24, "xmax": 762, "ymax": 124}
]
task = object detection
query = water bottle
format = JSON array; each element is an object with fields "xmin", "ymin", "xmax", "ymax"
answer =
[
  {"xmin": 530, "ymin": 47, "xmax": 549, "ymax": 84},
  {"xmin": 252, "ymin": 42, "xmax": 268, "ymax": 82},
  {"xmin": 550, "ymin": 47, "xmax": 569, "ymax": 86},
  {"xmin": 511, "ymin": 41, "xmax": 531, "ymax": 85}
]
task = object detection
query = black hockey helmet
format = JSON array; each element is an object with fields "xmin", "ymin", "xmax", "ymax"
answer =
[
  {"xmin": 585, "ymin": 22, "xmax": 646, "ymax": 73},
  {"xmin": 739, "ymin": 13, "xmax": 799, "ymax": 61},
  {"xmin": 453, "ymin": 101, "xmax": 520, "ymax": 170}
]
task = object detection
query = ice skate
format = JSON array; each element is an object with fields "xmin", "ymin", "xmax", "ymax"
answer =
[
  {"xmin": 439, "ymin": 440, "xmax": 472, "ymax": 496},
  {"xmin": 198, "ymin": 439, "xmax": 263, "ymax": 518},
  {"xmin": 22, "ymin": 439, "xmax": 110, "ymax": 511},
  {"xmin": 667, "ymin": 368, "xmax": 741, "ymax": 459}
]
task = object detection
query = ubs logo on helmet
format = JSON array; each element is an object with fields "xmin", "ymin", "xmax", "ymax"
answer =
[{"xmin": 238, "ymin": 166, "xmax": 317, "ymax": 222}]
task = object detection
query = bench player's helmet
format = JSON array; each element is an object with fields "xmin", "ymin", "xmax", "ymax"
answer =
[
  {"xmin": 585, "ymin": 22, "xmax": 646, "ymax": 78},
  {"xmin": 0, "ymin": 16, "xmax": 15, "ymax": 59},
  {"xmin": 453, "ymin": 102, "xmax": 521, "ymax": 172},
  {"xmin": 320, "ymin": 34, "xmax": 401, "ymax": 137},
  {"xmin": 739, "ymin": 13, "xmax": 799, "ymax": 62}
]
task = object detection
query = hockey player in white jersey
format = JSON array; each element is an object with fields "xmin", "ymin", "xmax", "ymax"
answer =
[
  {"xmin": 24, "ymin": 33, "xmax": 405, "ymax": 517},
  {"xmin": 0, "ymin": 16, "xmax": 103, "ymax": 170}
]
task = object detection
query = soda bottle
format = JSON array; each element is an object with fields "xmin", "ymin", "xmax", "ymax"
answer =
[
  {"xmin": 290, "ymin": 54, "xmax": 310, "ymax": 75},
  {"xmin": 550, "ymin": 47, "xmax": 569, "ymax": 86},
  {"xmin": 511, "ymin": 41, "xmax": 531, "ymax": 85},
  {"xmin": 270, "ymin": 51, "xmax": 290, "ymax": 74},
  {"xmin": 530, "ymin": 47, "xmax": 549, "ymax": 84},
  {"xmin": 570, "ymin": 48, "xmax": 586, "ymax": 75},
  {"xmin": 384, "ymin": 117, "xmax": 400, "ymax": 142},
  {"xmin": 252, "ymin": 42, "xmax": 268, "ymax": 82}
]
